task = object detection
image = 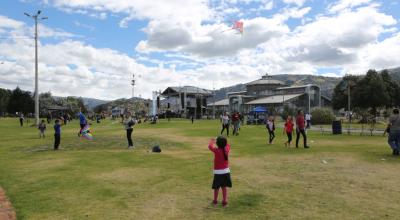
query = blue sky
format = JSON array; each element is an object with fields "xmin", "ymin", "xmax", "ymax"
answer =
[{"xmin": 0, "ymin": 0, "xmax": 399, "ymax": 99}]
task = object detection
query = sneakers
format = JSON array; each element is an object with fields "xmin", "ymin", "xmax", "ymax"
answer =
[
  {"xmin": 222, "ymin": 201, "xmax": 228, "ymax": 207},
  {"xmin": 304, "ymin": 146, "xmax": 310, "ymax": 149},
  {"xmin": 128, "ymin": 145, "xmax": 135, "ymax": 149},
  {"xmin": 212, "ymin": 200, "xmax": 218, "ymax": 206}
]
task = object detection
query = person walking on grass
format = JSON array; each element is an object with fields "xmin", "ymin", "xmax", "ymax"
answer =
[
  {"xmin": 220, "ymin": 112, "xmax": 230, "ymax": 137},
  {"xmin": 124, "ymin": 115, "xmax": 136, "ymax": 149},
  {"xmin": 54, "ymin": 119, "xmax": 61, "ymax": 150},
  {"xmin": 305, "ymin": 112, "xmax": 312, "ymax": 129},
  {"xmin": 208, "ymin": 136, "xmax": 232, "ymax": 207},
  {"xmin": 232, "ymin": 112, "xmax": 240, "ymax": 136},
  {"xmin": 387, "ymin": 108, "xmax": 400, "ymax": 156},
  {"xmin": 78, "ymin": 110, "xmax": 87, "ymax": 136},
  {"xmin": 296, "ymin": 110, "xmax": 310, "ymax": 149},
  {"xmin": 284, "ymin": 116, "xmax": 294, "ymax": 147},
  {"xmin": 38, "ymin": 119, "xmax": 46, "ymax": 138},
  {"xmin": 19, "ymin": 113, "xmax": 24, "ymax": 126},
  {"xmin": 266, "ymin": 116, "xmax": 275, "ymax": 144}
]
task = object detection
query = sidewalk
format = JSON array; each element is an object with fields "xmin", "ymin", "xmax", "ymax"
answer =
[{"xmin": 308, "ymin": 126, "xmax": 385, "ymax": 135}]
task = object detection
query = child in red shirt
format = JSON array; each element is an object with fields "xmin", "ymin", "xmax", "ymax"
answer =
[
  {"xmin": 284, "ymin": 116, "xmax": 294, "ymax": 147},
  {"xmin": 208, "ymin": 136, "xmax": 232, "ymax": 207}
]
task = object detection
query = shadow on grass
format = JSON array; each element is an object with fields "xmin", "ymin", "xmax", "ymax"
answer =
[{"xmin": 229, "ymin": 192, "xmax": 265, "ymax": 212}]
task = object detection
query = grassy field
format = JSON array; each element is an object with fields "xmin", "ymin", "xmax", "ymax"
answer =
[{"xmin": 0, "ymin": 117, "xmax": 399, "ymax": 220}]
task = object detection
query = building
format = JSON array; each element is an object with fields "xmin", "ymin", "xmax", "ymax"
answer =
[
  {"xmin": 160, "ymin": 86, "xmax": 213, "ymax": 118},
  {"xmin": 208, "ymin": 74, "xmax": 331, "ymax": 115}
]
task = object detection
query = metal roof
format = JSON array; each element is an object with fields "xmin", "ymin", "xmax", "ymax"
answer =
[
  {"xmin": 246, "ymin": 79, "xmax": 285, "ymax": 86},
  {"xmin": 276, "ymin": 84, "xmax": 318, "ymax": 90},
  {"xmin": 161, "ymin": 86, "xmax": 213, "ymax": 96},
  {"xmin": 207, "ymin": 98, "xmax": 229, "ymax": 106},
  {"xmin": 246, "ymin": 93, "xmax": 304, "ymax": 105}
]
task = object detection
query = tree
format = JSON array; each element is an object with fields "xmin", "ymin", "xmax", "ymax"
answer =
[
  {"xmin": 332, "ymin": 75, "xmax": 359, "ymax": 110},
  {"xmin": 352, "ymin": 69, "xmax": 389, "ymax": 116},
  {"xmin": 0, "ymin": 88, "xmax": 11, "ymax": 115},
  {"xmin": 380, "ymin": 69, "xmax": 400, "ymax": 107},
  {"xmin": 39, "ymin": 92, "xmax": 56, "ymax": 115},
  {"xmin": 7, "ymin": 87, "xmax": 34, "ymax": 115}
]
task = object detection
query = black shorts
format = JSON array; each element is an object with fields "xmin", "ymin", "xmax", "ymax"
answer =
[{"xmin": 212, "ymin": 173, "xmax": 232, "ymax": 189}]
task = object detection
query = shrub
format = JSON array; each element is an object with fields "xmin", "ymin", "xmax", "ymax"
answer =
[{"xmin": 311, "ymin": 108, "xmax": 335, "ymax": 125}]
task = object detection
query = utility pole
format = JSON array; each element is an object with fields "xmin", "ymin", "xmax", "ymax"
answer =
[
  {"xmin": 213, "ymin": 81, "xmax": 215, "ymax": 119},
  {"xmin": 25, "ymin": 10, "xmax": 47, "ymax": 125},
  {"xmin": 347, "ymin": 79, "xmax": 351, "ymax": 135}
]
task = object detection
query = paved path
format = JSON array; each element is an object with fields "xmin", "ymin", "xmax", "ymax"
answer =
[{"xmin": 308, "ymin": 126, "xmax": 385, "ymax": 135}]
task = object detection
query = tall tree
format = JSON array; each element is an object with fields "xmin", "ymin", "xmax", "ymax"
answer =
[
  {"xmin": 381, "ymin": 69, "xmax": 400, "ymax": 107},
  {"xmin": 39, "ymin": 92, "xmax": 56, "ymax": 114},
  {"xmin": 353, "ymin": 69, "xmax": 389, "ymax": 115},
  {"xmin": 332, "ymin": 75, "xmax": 359, "ymax": 110},
  {"xmin": 7, "ymin": 87, "xmax": 34, "ymax": 114},
  {"xmin": 0, "ymin": 88, "xmax": 12, "ymax": 115}
]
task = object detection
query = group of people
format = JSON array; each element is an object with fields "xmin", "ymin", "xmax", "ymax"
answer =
[
  {"xmin": 220, "ymin": 111, "xmax": 243, "ymax": 137},
  {"xmin": 266, "ymin": 110, "xmax": 310, "ymax": 148},
  {"xmin": 219, "ymin": 110, "xmax": 310, "ymax": 148}
]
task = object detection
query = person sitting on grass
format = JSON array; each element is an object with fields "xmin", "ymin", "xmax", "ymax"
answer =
[
  {"xmin": 208, "ymin": 136, "xmax": 232, "ymax": 207},
  {"xmin": 54, "ymin": 119, "xmax": 61, "ymax": 151},
  {"xmin": 266, "ymin": 116, "xmax": 275, "ymax": 144},
  {"xmin": 38, "ymin": 119, "xmax": 46, "ymax": 138}
]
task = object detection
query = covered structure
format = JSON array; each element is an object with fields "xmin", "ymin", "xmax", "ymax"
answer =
[{"xmin": 161, "ymin": 86, "xmax": 213, "ymax": 118}]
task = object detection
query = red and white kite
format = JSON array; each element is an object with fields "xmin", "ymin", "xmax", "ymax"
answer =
[{"xmin": 221, "ymin": 20, "xmax": 244, "ymax": 34}]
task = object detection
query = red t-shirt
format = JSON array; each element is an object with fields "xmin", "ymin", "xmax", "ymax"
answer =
[
  {"xmin": 284, "ymin": 120, "xmax": 294, "ymax": 133},
  {"xmin": 208, "ymin": 143, "xmax": 230, "ymax": 170},
  {"xmin": 296, "ymin": 115, "xmax": 305, "ymax": 129}
]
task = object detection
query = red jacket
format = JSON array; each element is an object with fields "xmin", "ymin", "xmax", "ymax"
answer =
[
  {"xmin": 208, "ymin": 143, "xmax": 230, "ymax": 170},
  {"xmin": 285, "ymin": 120, "xmax": 294, "ymax": 133},
  {"xmin": 296, "ymin": 115, "xmax": 305, "ymax": 130}
]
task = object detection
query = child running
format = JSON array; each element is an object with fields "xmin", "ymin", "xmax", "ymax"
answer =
[
  {"xmin": 284, "ymin": 116, "xmax": 294, "ymax": 147},
  {"xmin": 38, "ymin": 119, "xmax": 46, "ymax": 138},
  {"xmin": 208, "ymin": 136, "xmax": 232, "ymax": 207},
  {"xmin": 266, "ymin": 116, "xmax": 275, "ymax": 144}
]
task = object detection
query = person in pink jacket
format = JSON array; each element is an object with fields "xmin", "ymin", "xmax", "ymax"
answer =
[{"xmin": 208, "ymin": 136, "xmax": 232, "ymax": 207}]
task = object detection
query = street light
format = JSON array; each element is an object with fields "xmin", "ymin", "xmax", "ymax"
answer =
[{"xmin": 24, "ymin": 10, "xmax": 47, "ymax": 125}]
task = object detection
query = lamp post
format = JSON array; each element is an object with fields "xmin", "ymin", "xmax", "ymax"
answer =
[{"xmin": 25, "ymin": 10, "xmax": 48, "ymax": 125}]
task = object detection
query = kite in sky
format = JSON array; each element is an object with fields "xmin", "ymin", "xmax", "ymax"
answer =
[
  {"xmin": 221, "ymin": 20, "xmax": 244, "ymax": 34},
  {"xmin": 80, "ymin": 124, "xmax": 93, "ymax": 140}
]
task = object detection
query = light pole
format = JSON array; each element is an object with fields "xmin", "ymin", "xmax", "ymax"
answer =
[{"xmin": 25, "ymin": 10, "xmax": 48, "ymax": 125}]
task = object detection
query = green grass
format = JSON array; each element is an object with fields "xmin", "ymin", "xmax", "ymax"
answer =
[{"xmin": 0, "ymin": 117, "xmax": 399, "ymax": 220}]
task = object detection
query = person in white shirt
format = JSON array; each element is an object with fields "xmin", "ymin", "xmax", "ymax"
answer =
[
  {"xmin": 305, "ymin": 113, "xmax": 311, "ymax": 129},
  {"xmin": 220, "ymin": 112, "xmax": 230, "ymax": 137}
]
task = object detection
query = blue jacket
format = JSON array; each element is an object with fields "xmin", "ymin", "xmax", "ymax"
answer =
[{"xmin": 79, "ymin": 113, "xmax": 86, "ymax": 125}]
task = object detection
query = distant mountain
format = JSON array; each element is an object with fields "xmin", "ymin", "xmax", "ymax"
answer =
[
  {"xmin": 387, "ymin": 67, "xmax": 400, "ymax": 81},
  {"xmin": 212, "ymin": 74, "xmax": 341, "ymax": 101},
  {"xmin": 81, "ymin": 97, "xmax": 109, "ymax": 109}
]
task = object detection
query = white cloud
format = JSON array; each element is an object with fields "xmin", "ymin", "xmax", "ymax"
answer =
[
  {"xmin": 328, "ymin": 0, "xmax": 372, "ymax": 13},
  {"xmin": 282, "ymin": 0, "xmax": 307, "ymax": 7}
]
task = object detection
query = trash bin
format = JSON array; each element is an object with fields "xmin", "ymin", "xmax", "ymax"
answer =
[{"xmin": 332, "ymin": 120, "xmax": 342, "ymax": 134}]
